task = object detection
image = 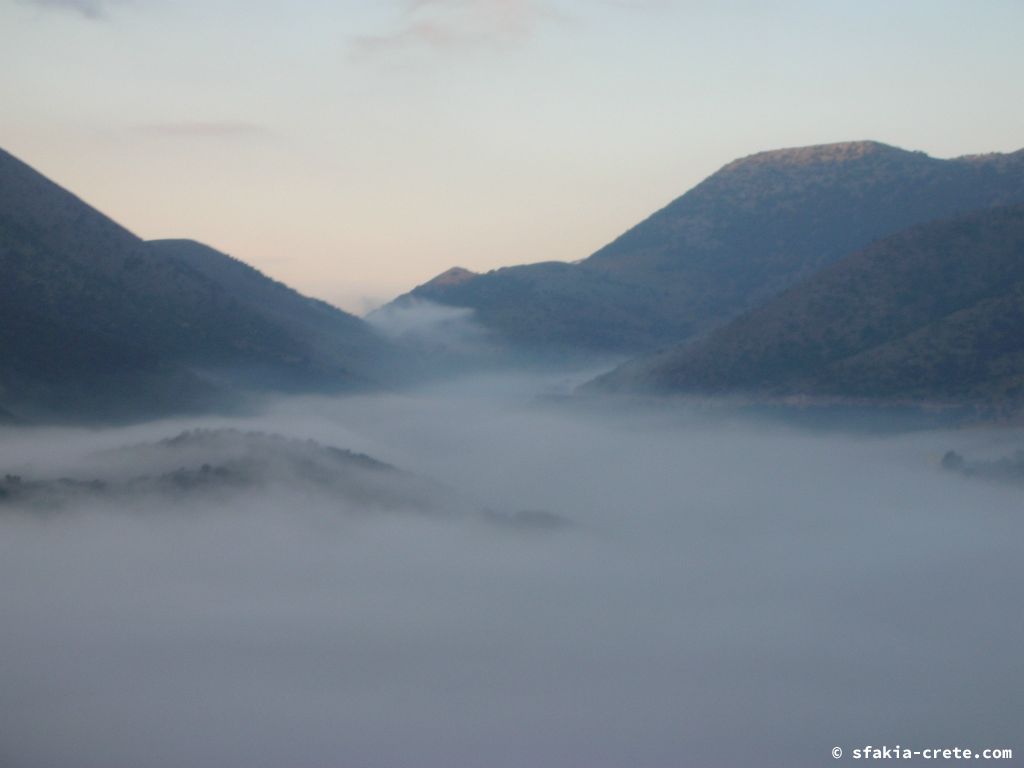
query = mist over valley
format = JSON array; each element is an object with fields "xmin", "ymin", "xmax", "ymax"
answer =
[{"xmin": 1, "ymin": 377, "xmax": 1023, "ymax": 767}]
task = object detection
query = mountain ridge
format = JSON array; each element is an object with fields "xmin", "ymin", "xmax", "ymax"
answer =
[{"xmin": 389, "ymin": 140, "xmax": 1024, "ymax": 356}]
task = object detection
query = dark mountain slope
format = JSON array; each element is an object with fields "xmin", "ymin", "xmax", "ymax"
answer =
[
  {"xmin": 391, "ymin": 141, "xmax": 1024, "ymax": 354},
  {"xmin": 146, "ymin": 239, "xmax": 396, "ymax": 382},
  {"xmin": 0, "ymin": 148, "xmax": 394, "ymax": 421},
  {"xmin": 590, "ymin": 205, "xmax": 1024, "ymax": 405},
  {"xmin": 408, "ymin": 261, "xmax": 663, "ymax": 351}
]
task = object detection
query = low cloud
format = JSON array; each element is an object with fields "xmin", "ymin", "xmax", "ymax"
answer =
[
  {"xmin": 351, "ymin": 0, "xmax": 672, "ymax": 61},
  {"xmin": 366, "ymin": 297, "xmax": 493, "ymax": 356},
  {"xmin": 132, "ymin": 121, "xmax": 268, "ymax": 139},
  {"xmin": 353, "ymin": 0, "xmax": 565, "ymax": 58},
  {"xmin": 21, "ymin": 0, "xmax": 126, "ymax": 20}
]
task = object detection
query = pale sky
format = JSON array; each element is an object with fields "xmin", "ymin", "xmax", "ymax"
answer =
[{"xmin": 2, "ymin": 0, "xmax": 1022, "ymax": 312}]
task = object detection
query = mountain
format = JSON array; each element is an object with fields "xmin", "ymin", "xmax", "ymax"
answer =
[
  {"xmin": 388, "ymin": 141, "xmax": 1024, "ymax": 355},
  {"xmin": 0, "ymin": 147, "xmax": 395, "ymax": 422},
  {"xmin": 589, "ymin": 205, "xmax": 1024, "ymax": 406}
]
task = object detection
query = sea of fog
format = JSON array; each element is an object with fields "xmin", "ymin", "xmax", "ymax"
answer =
[{"xmin": 1, "ymin": 373, "xmax": 1021, "ymax": 768}]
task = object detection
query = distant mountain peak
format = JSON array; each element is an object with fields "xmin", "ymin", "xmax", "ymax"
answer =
[
  {"xmin": 418, "ymin": 267, "xmax": 479, "ymax": 290},
  {"xmin": 721, "ymin": 140, "xmax": 913, "ymax": 172}
]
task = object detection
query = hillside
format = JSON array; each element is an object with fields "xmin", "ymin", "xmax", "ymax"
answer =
[
  {"xmin": 0, "ymin": 148, "xmax": 395, "ymax": 421},
  {"xmin": 146, "ymin": 239, "xmax": 397, "ymax": 383},
  {"xmin": 589, "ymin": 205, "xmax": 1024, "ymax": 406},
  {"xmin": 389, "ymin": 141, "xmax": 1024, "ymax": 355}
]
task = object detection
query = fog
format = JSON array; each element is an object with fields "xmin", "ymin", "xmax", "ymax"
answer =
[
  {"xmin": 1, "ymin": 374, "xmax": 1022, "ymax": 768},
  {"xmin": 365, "ymin": 299, "xmax": 502, "ymax": 372}
]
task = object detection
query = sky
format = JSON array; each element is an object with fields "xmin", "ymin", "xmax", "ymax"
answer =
[{"xmin": 1, "ymin": 0, "xmax": 1023, "ymax": 313}]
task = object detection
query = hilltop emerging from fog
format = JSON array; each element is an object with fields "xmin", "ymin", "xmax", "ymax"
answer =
[{"xmin": 0, "ymin": 428, "xmax": 567, "ymax": 530}]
